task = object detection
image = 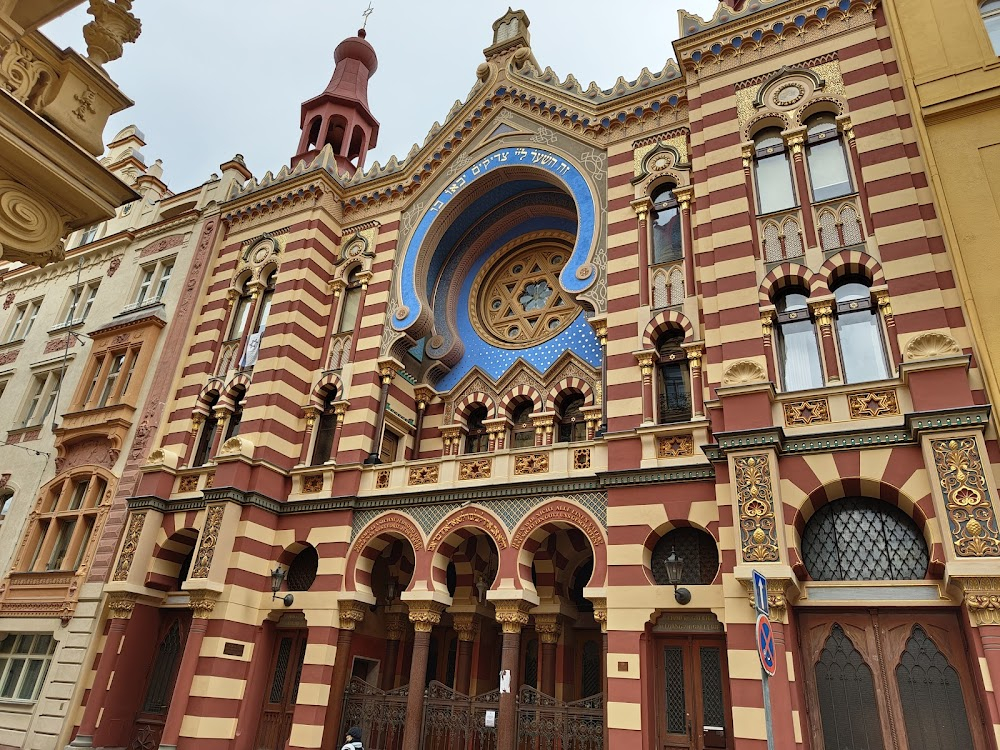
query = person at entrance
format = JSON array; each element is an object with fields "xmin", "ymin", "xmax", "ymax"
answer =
[{"xmin": 342, "ymin": 726, "xmax": 364, "ymax": 750}]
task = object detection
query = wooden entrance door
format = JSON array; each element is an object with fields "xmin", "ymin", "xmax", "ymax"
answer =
[
  {"xmin": 799, "ymin": 610, "xmax": 990, "ymax": 750},
  {"xmin": 655, "ymin": 636, "xmax": 733, "ymax": 750},
  {"xmin": 255, "ymin": 628, "xmax": 309, "ymax": 750},
  {"xmin": 128, "ymin": 609, "xmax": 190, "ymax": 750}
]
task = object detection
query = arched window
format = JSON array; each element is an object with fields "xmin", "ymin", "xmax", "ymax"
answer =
[
  {"xmin": 805, "ymin": 114, "xmax": 852, "ymax": 201},
  {"xmin": 228, "ymin": 280, "xmax": 253, "ymax": 341},
  {"xmin": 311, "ymin": 390, "xmax": 338, "ymax": 465},
  {"xmin": 753, "ymin": 128, "xmax": 796, "ymax": 214},
  {"xmin": 801, "ymin": 497, "xmax": 928, "ymax": 581},
  {"xmin": 287, "ymin": 546, "xmax": 318, "ymax": 591},
  {"xmin": 0, "ymin": 488, "xmax": 12, "ymax": 523},
  {"xmin": 651, "ymin": 527, "xmax": 719, "ymax": 586},
  {"xmin": 511, "ymin": 400, "xmax": 535, "ymax": 449},
  {"xmin": 193, "ymin": 393, "xmax": 219, "ymax": 467},
  {"xmin": 338, "ymin": 270, "xmax": 363, "ymax": 334},
  {"xmin": 557, "ymin": 394, "xmax": 587, "ymax": 443},
  {"xmin": 223, "ymin": 386, "xmax": 246, "ymax": 442},
  {"xmin": 773, "ymin": 288, "xmax": 823, "ymax": 391},
  {"xmin": 657, "ymin": 330, "xmax": 691, "ymax": 424},
  {"xmin": 982, "ymin": 0, "xmax": 1000, "ymax": 54},
  {"xmin": 254, "ymin": 270, "xmax": 277, "ymax": 334},
  {"xmin": 833, "ymin": 276, "xmax": 889, "ymax": 383},
  {"xmin": 465, "ymin": 405, "xmax": 489, "ymax": 454},
  {"xmin": 650, "ymin": 184, "xmax": 683, "ymax": 265}
]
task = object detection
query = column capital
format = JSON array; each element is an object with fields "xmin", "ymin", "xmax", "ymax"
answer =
[
  {"xmin": 339, "ymin": 600, "xmax": 367, "ymax": 630},
  {"xmin": 955, "ymin": 577, "xmax": 1000, "ymax": 626},
  {"xmin": 630, "ymin": 197, "xmax": 652, "ymax": 221},
  {"xmin": 385, "ymin": 612, "xmax": 407, "ymax": 641},
  {"xmin": 590, "ymin": 597, "xmax": 608, "ymax": 633},
  {"xmin": 682, "ymin": 342, "xmax": 704, "ymax": 367},
  {"xmin": 808, "ymin": 300, "xmax": 833, "ymax": 328},
  {"xmin": 494, "ymin": 600, "xmax": 533, "ymax": 634},
  {"xmin": 634, "ymin": 349, "xmax": 656, "ymax": 376},
  {"xmin": 106, "ymin": 592, "xmax": 137, "ymax": 620},
  {"xmin": 533, "ymin": 613, "xmax": 562, "ymax": 644},
  {"xmin": 452, "ymin": 612, "xmax": 480, "ymax": 642},
  {"xmin": 414, "ymin": 385, "xmax": 436, "ymax": 410},
  {"xmin": 334, "ymin": 400, "xmax": 350, "ymax": 421},
  {"xmin": 188, "ymin": 590, "xmax": 219, "ymax": 619},
  {"xmin": 408, "ymin": 600, "xmax": 444, "ymax": 632},
  {"xmin": 672, "ymin": 185, "xmax": 694, "ymax": 210},
  {"xmin": 739, "ymin": 576, "xmax": 794, "ymax": 624},
  {"xmin": 760, "ymin": 309, "xmax": 775, "ymax": 337}
]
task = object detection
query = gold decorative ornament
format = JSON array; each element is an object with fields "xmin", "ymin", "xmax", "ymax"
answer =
[
  {"xmin": 107, "ymin": 593, "xmax": 137, "ymax": 620},
  {"xmin": 658, "ymin": 434, "xmax": 694, "ymax": 458},
  {"xmin": 931, "ymin": 437, "xmax": 1000, "ymax": 557},
  {"xmin": 847, "ymin": 390, "xmax": 899, "ymax": 419},
  {"xmin": 734, "ymin": 454, "xmax": 780, "ymax": 562},
  {"xmin": 459, "ymin": 459, "xmax": 492, "ymax": 480},
  {"xmin": 189, "ymin": 593, "xmax": 218, "ymax": 619},
  {"xmin": 452, "ymin": 613, "xmax": 480, "ymax": 641},
  {"xmin": 494, "ymin": 600, "xmax": 532, "ymax": 633},
  {"xmin": 375, "ymin": 470, "xmax": 390, "ymax": 489},
  {"xmin": 190, "ymin": 505, "xmax": 225, "ymax": 579},
  {"xmin": 429, "ymin": 508, "xmax": 508, "ymax": 552},
  {"xmin": 339, "ymin": 600, "xmax": 367, "ymax": 630},
  {"xmin": 302, "ymin": 474, "xmax": 324, "ymax": 493},
  {"xmin": 534, "ymin": 614, "xmax": 562, "ymax": 644},
  {"xmin": 408, "ymin": 465, "xmax": 439, "ymax": 485},
  {"xmin": 514, "ymin": 453, "xmax": 549, "ymax": 475},
  {"xmin": 407, "ymin": 601, "xmax": 443, "ymax": 632},
  {"xmin": 469, "ymin": 241, "xmax": 580, "ymax": 349},
  {"xmin": 740, "ymin": 577, "xmax": 791, "ymax": 622},
  {"xmin": 112, "ymin": 511, "xmax": 146, "ymax": 582},
  {"xmin": 178, "ymin": 475, "xmax": 200, "ymax": 493},
  {"xmin": 955, "ymin": 578, "xmax": 1000, "ymax": 625},
  {"xmin": 782, "ymin": 399, "xmax": 831, "ymax": 427},
  {"xmin": 573, "ymin": 449, "xmax": 591, "ymax": 470}
]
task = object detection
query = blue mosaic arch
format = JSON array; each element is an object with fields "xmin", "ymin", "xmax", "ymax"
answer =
[{"xmin": 392, "ymin": 146, "xmax": 599, "ymax": 335}]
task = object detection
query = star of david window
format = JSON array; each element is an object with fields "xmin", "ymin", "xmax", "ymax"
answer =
[{"xmin": 471, "ymin": 242, "xmax": 580, "ymax": 349}]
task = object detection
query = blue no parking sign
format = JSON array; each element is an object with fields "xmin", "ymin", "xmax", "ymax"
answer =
[{"xmin": 756, "ymin": 613, "xmax": 777, "ymax": 677}]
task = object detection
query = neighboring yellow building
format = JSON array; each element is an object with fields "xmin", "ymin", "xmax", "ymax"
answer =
[{"xmin": 883, "ymin": 0, "xmax": 1000, "ymax": 410}]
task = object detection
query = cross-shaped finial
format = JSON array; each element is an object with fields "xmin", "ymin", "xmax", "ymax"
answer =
[{"xmin": 362, "ymin": 1, "xmax": 374, "ymax": 29}]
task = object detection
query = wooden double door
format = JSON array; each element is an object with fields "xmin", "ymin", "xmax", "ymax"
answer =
[
  {"xmin": 799, "ymin": 610, "xmax": 989, "ymax": 750},
  {"xmin": 255, "ymin": 628, "xmax": 309, "ymax": 750},
  {"xmin": 655, "ymin": 635, "xmax": 733, "ymax": 750}
]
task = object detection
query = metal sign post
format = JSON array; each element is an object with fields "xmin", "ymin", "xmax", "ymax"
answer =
[{"xmin": 753, "ymin": 570, "xmax": 776, "ymax": 750}]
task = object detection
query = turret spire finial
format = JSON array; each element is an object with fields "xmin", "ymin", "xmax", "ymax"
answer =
[{"xmin": 362, "ymin": 2, "xmax": 374, "ymax": 30}]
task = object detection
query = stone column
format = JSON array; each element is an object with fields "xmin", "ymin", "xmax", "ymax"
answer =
[
  {"xmin": 381, "ymin": 613, "xmax": 406, "ymax": 690},
  {"xmin": 208, "ymin": 406, "xmax": 229, "ymax": 457},
  {"xmin": 401, "ymin": 602, "xmax": 444, "ymax": 750},
  {"xmin": 742, "ymin": 144, "xmax": 763, "ymax": 259},
  {"xmin": 630, "ymin": 199, "xmax": 651, "ymax": 307},
  {"xmin": 876, "ymin": 291, "xmax": 902, "ymax": 371},
  {"xmin": 809, "ymin": 301, "xmax": 841, "ymax": 384},
  {"xmin": 675, "ymin": 187, "xmax": 696, "ymax": 296},
  {"xmin": 786, "ymin": 132, "xmax": 817, "ymax": 247},
  {"xmin": 71, "ymin": 595, "xmax": 136, "ymax": 747},
  {"xmin": 321, "ymin": 602, "xmax": 366, "ymax": 750},
  {"xmin": 591, "ymin": 318, "xmax": 609, "ymax": 435},
  {"xmin": 533, "ymin": 614, "xmax": 561, "ymax": 698},
  {"xmin": 157, "ymin": 593, "xmax": 217, "ymax": 750},
  {"xmin": 329, "ymin": 400, "xmax": 349, "ymax": 460},
  {"xmin": 635, "ymin": 351, "xmax": 655, "ymax": 426},
  {"xmin": 347, "ymin": 271, "xmax": 374, "ymax": 362},
  {"xmin": 366, "ymin": 362, "xmax": 396, "ymax": 464},
  {"xmin": 683, "ymin": 343, "xmax": 705, "ymax": 419},
  {"xmin": 412, "ymin": 387, "xmax": 434, "ymax": 460},
  {"xmin": 840, "ymin": 117, "xmax": 875, "ymax": 235},
  {"xmin": 299, "ymin": 406, "xmax": 319, "ymax": 464},
  {"xmin": 760, "ymin": 311, "xmax": 778, "ymax": 384},
  {"xmin": 592, "ymin": 598, "xmax": 609, "ymax": 750},
  {"xmin": 494, "ymin": 601, "xmax": 532, "ymax": 750},
  {"xmin": 452, "ymin": 613, "xmax": 479, "ymax": 695}
]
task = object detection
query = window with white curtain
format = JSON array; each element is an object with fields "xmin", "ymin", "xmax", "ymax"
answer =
[
  {"xmin": 753, "ymin": 129, "xmax": 797, "ymax": 214},
  {"xmin": 774, "ymin": 288, "xmax": 823, "ymax": 391},
  {"xmin": 833, "ymin": 277, "xmax": 889, "ymax": 383},
  {"xmin": 805, "ymin": 114, "xmax": 852, "ymax": 202}
]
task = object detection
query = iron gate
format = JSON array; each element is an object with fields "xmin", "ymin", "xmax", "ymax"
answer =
[{"xmin": 342, "ymin": 678, "xmax": 603, "ymax": 750}]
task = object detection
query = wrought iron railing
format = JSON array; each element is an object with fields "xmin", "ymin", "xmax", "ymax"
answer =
[{"xmin": 341, "ymin": 678, "xmax": 604, "ymax": 750}]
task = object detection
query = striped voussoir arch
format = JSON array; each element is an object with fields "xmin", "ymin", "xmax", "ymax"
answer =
[
  {"xmin": 819, "ymin": 248, "xmax": 886, "ymax": 289},
  {"xmin": 512, "ymin": 501, "xmax": 607, "ymax": 594},
  {"xmin": 641, "ymin": 519, "xmax": 722, "ymax": 586},
  {"xmin": 499, "ymin": 384, "xmax": 544, "ymax": 415},
  {"xmin": 545, "ymin": 377, "xmax": 595, "ymax": 411},
  {"xmin": 778, "ymin": 447, "xmax": 944, "ymax": 577},
  {"xmin": 428, "ymin": 507, "xmax": 508, "ymax": 597},
  {"xmin": 530, "ymin": 529, "xmax": 591, "ymax": 600},
  {"xmin": 145, "ymin": 513, "xmax": 200, "ymax": 591},
  {"xmin": 344, "ymin": 512, "xmax": 424, "ymax": 598},
  {"xmin": 758, "ymin": 262, "xmax": 821, "ymax": 304},
  {"xmin": 643, "ymin": 309, "xmax": 694, "ymax": 350},
  {"xmin": 454, "ymin": 391, "xmax": 497, "ymax": 422},
  {"xmin": 218, "ymin": 372, "xmax": 252, "ymax": 409},
  {"xmin": 194, "ymin": 382, "xmax": 222, "ymax": 415},
  {"xmin": 309, "ymin": 371, "xmax": 343, "ymax": 408}
]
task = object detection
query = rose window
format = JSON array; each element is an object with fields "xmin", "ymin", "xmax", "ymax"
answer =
[{"xmin": 470, "ymin": 242, "xmax": 580, "ymax": 348}]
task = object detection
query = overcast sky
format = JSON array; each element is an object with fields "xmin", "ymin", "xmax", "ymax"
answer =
[{"xmin": 44, "ymin": 1, "xmax": 722, "ymax": 192}]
